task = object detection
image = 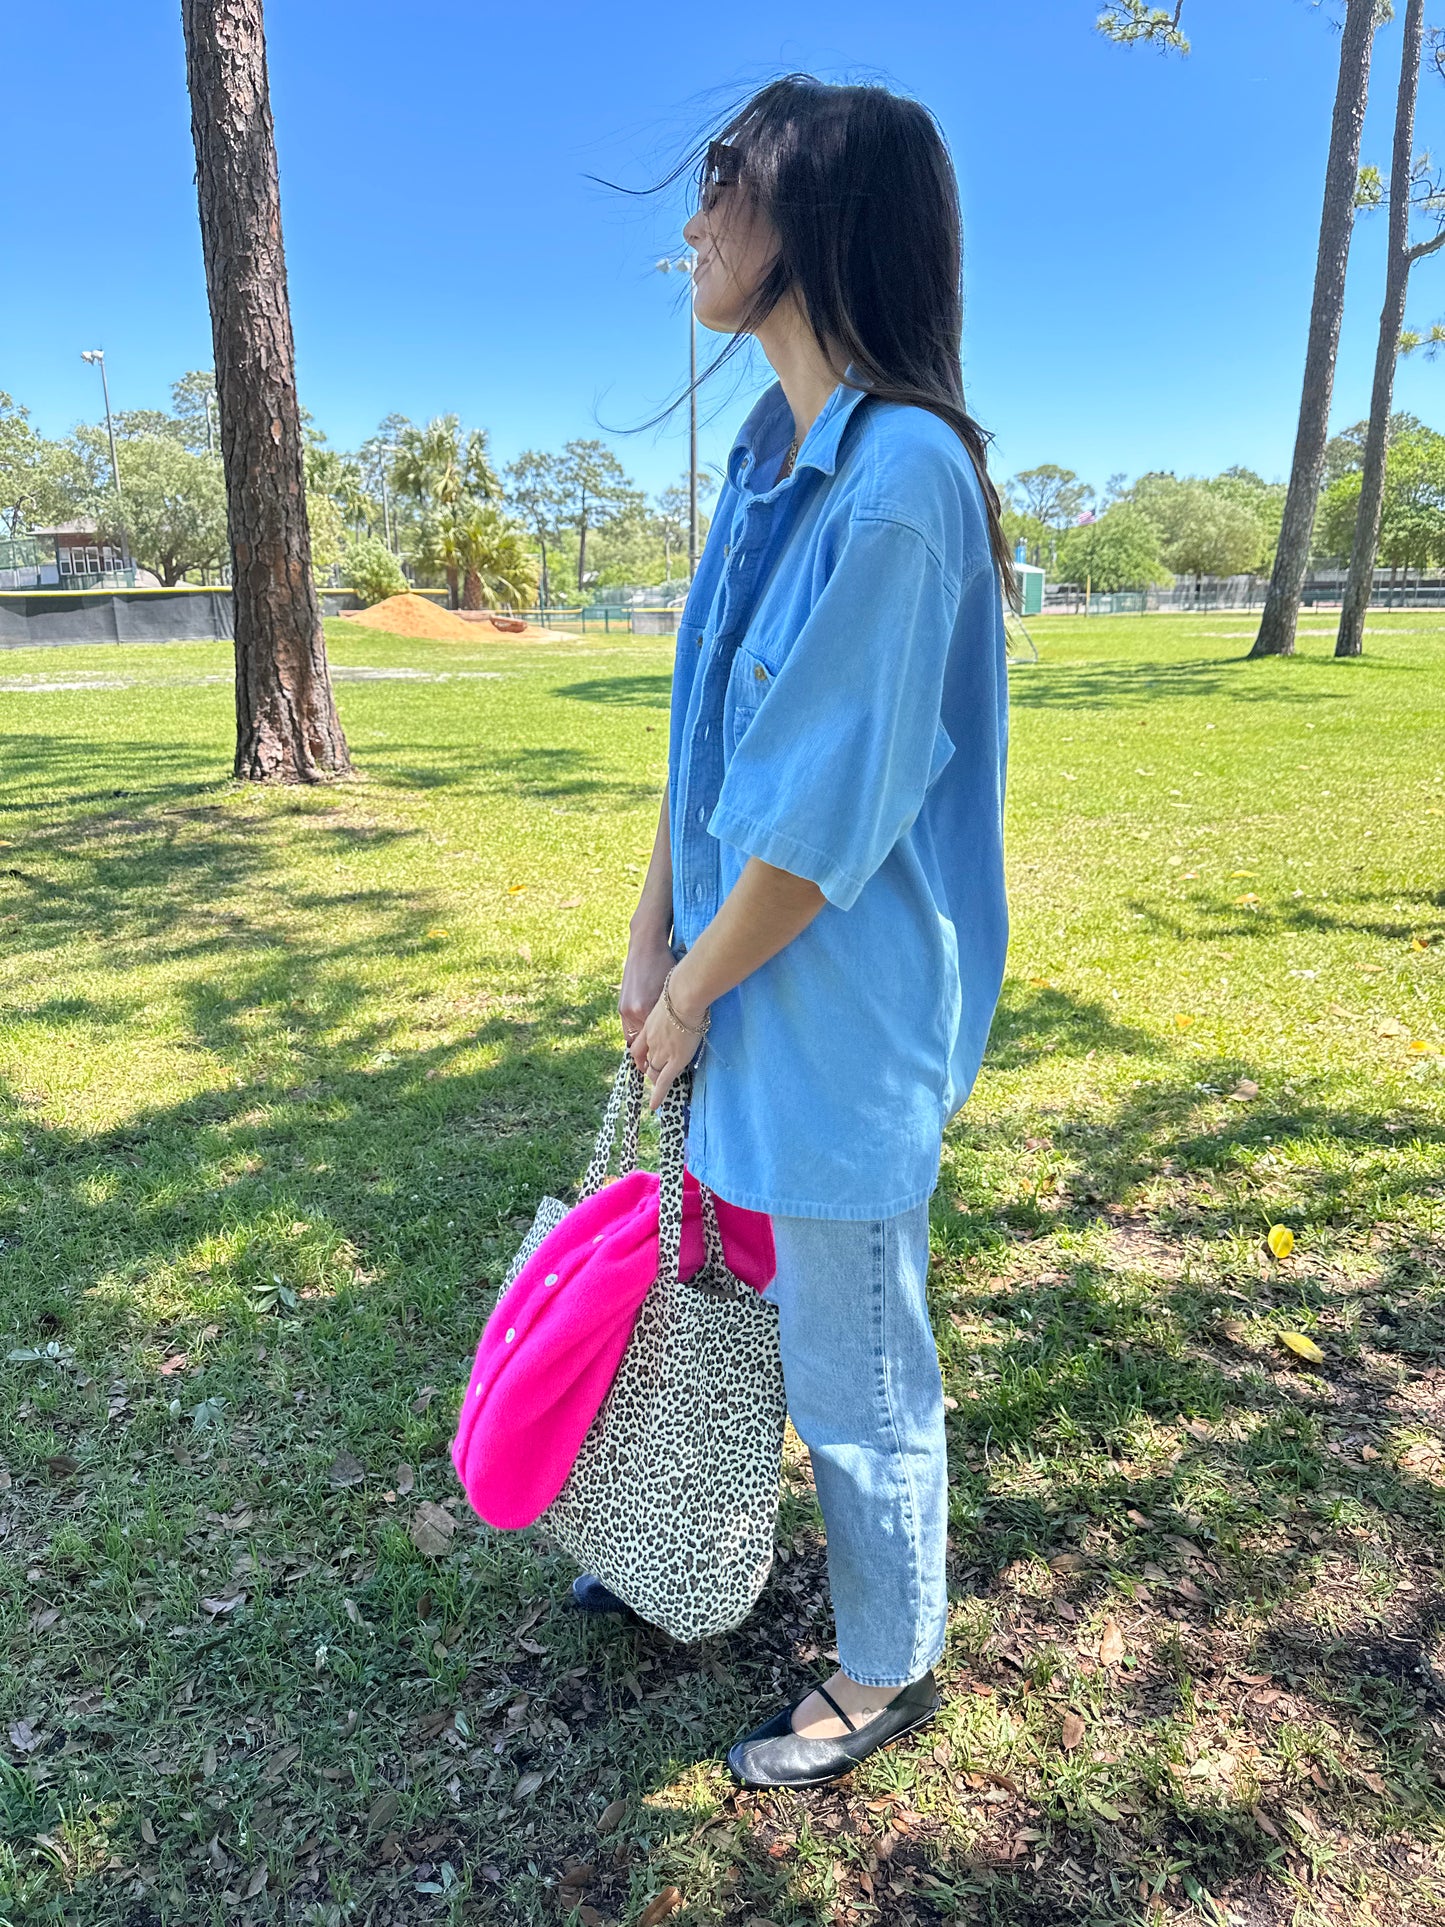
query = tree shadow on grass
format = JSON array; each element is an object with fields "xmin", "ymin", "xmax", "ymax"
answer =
[
  {"xmin": 1127, "ymin": 887, "xmax": 1445, "ymax": 949},
  {"xmin": 5, "ymin": 856, "xmax": 1444, "ymax": 1924},
  {"xmin": 1006, "ymin": 657, "xmax": 1358, "ymax": 715},
  {"xmin": 553, "ymin": 673, "xmax": 673, "ymax": 710},
  {"xmin": 360, "ymin": 741, "xmax": 660, "ymax": 808}
]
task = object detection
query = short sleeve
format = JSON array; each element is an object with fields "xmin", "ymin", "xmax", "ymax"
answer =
[{"xmin": 708, "ymin": 515, "xmax": 964, "ymax": 910}]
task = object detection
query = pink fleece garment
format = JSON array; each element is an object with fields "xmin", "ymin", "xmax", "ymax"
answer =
[{"xmin": 451, "ymin": 1172, "xmax": 775, "ymax": 1530}]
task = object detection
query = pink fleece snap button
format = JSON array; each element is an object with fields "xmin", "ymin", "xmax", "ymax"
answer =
[
  {"xmin": 544, "ymin": 1273, "xmax": 559, "ymax": 1286},
  {"xmin": 504, "ymin": 1328, "xmax": 516, "ymax": 1343}
]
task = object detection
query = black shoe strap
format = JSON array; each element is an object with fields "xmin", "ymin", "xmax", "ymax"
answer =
[{"xmin": 814, "ymin": 1683, "xmax": 860, "ymax": 1733}]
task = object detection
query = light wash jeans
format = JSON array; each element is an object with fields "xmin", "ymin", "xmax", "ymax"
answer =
[{"xmin": 762, "ymin": 1200, "xmax": 948, "ymax": 1689}]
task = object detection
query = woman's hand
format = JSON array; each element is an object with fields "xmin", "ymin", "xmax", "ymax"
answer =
[
  {"xmin": 619, "ymin": 921, "xmax": 675, "ymax": 1051},
  {"xmin": 629, "ymin": 959, "xmax": 710, "ymax": 1111}
]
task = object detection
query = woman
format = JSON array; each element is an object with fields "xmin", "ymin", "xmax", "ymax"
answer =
[{"xmin": 604, "ymin": 75, "xmax": 1012, "ymax": 1789}]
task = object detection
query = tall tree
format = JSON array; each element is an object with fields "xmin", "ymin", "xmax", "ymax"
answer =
[
  {"xmin": 506, "ymin": 451, "xmax": 566, "ymax": 608},
  {"xmin": 1249, "ymin": 0, "xmax": 1382, "ymax": 657},
  {"xmin": 1100, "ymin": 0, "xmax": 1384, "ymax": 660},
  {"xmin": 556, "ymin": 440, "xmax": 636, "ymax": 592},
  {"xmin": 180, "ymin": 0, "xmax": 350, "ymax": 781},
  {"xmin": 1008, "ymin": 464, "xmax": 1094, "ymax": 567},
  {"xmin": 92, "ymin": 436, "xmax": 228, "ymax": 585},
  {"xmin": 1336, "ymin": 0, "xmax": 1445, "ymax": 656},
  {"xmin": 392, "ymin": 415, "xmax": 501, "ymax": 605},
  {"xmin": 657, "ymin": 473, "xmax": 717, "ymax": 581}
]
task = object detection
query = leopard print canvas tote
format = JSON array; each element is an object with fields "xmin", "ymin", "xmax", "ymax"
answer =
[{"xmin": 514, "ymin": 1057, "xmax": 786, "ymax": 1643}]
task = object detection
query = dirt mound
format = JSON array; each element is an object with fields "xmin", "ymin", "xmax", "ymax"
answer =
[
  {"xmin": 338, "ymin": 594, "xmax": 475, "ymax": 641},
  {"xmin": 452, "ymin": 612, "xmax": 572, "ymax": 641}
]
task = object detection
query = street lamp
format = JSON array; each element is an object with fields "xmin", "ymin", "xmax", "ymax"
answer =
[
  {"xmin": 81, "ymin": 349, "xmax": 130, "ymax": 571},
  {"xmin": 655, "ymin": 253, "xmax": 699, "ymax": 578}
]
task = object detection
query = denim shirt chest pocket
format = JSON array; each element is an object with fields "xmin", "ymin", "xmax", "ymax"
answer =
[{"xmin": 724, "ymin": 644, "xmax": 774, "ymax": 749}]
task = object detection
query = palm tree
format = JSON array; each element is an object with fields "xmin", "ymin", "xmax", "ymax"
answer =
[
  {"xmin": 392, "ymin": 417, "xmax": 503, "ymax": 605},
  {"xmin": 451, "ymin": 508, "xmax": 539, "ymax": 610}
]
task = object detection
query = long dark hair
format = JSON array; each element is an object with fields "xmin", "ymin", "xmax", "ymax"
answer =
[{"xmin": 656, "ymin": 75, "xmax": 1016, "ymax": 606}]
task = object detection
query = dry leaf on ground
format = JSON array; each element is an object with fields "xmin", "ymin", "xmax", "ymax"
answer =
[
  {"xmin": 639, "ymin": 1888, "xmax": 684, "ymax": 1926},
  {"xmin": 1099, "ymin": 1619, "xmax": 1125, "ymax": 1666},
  {"xmin": 328, "ymin": 1451, "xmax": 365, "ymax": 1488},
  {"xmin": 411, "ymin": 1501, "xmax": 459, "ymax": 1558},
  {"xmin": 1061, "ymin": 1711, "xmax": 1086, "ymax": 1750}
]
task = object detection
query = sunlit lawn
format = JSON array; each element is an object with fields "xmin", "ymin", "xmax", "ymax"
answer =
[{"xmin": 1, "ymin": 611, "xmax": 1442, "ymax": 1925}]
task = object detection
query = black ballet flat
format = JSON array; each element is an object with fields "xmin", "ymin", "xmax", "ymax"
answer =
[
  {"xmin": 568, "ymin": 1574, "xmax": 638, "ymax": 1620},
  {"xmin": 727, "ymin": 1671, "xmax": 942, "ymax": 1788}
]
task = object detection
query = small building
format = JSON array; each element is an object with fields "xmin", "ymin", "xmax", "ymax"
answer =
[{"xmin": 0, "ymin": 521, "xmax": 136, "ymax": 590}]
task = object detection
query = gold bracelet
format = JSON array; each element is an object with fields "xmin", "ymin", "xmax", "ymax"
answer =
[{"xmin": 662, "ymin": 966, "xmax": 710, "ymax": 1036}]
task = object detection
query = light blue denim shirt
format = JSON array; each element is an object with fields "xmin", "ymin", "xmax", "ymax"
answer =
[{"xmin": 668, "ymin": 378, "xmax": 1009, "ymax": 1219}]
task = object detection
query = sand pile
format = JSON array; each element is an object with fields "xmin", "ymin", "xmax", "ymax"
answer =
[
  {"xmin": 454, "ymin": 612, "xmax": 570, "ymax": 641},
  {"xmin": 339, "ymin": 594, "xmax": 571, "ymax": 642},
  {"xmin": 338, "ymin": 593, "xmax": 475, "ymax": 641}
]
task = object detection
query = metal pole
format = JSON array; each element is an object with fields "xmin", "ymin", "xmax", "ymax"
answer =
[
  {"xmin": 83, "ymin": 350, "xmax": 130, "ymax": 571},
  {"xmin": 382, "ymin": 469, "xmax": 392, "ymax": 551},
  {"xmin": 205, "ymin": 393, "xmax": 216, "ymax": 456}
]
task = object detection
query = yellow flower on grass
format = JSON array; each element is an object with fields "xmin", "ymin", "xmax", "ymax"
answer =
[
  {"xmin": 1267, "ymin": 1224, "xmax": 1295, "ymax": 1260},
  {"xmin": 1173, "ymin": 1014, "xmax": 1195, "ymax": 1029}
]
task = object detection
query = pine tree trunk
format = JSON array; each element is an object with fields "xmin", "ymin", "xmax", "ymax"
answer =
[
  {"xmin": 1338, "ymin": 0, "xmax": 1427, "ymax": 658},
  {"xmin": 181, "ymin": 0, "xmax": 350, "ymax": 781},
  {"xmin": 1251, "ymin": 0, "xmax": 1378, "ymax": 660}
]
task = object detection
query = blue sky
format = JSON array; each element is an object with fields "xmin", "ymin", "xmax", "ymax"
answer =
[{"xmin": 4, "ymin": 1, "xmax": 1444, "ymax": 502}]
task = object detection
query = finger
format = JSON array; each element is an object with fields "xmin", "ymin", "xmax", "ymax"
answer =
[{"xmin": 649, "ymin": 1059, "xmax": 678, "ymax": 1111}]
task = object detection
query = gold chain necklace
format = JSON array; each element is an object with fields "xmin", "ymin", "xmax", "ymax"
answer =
[{"xmin": 777, "ymin": 435, "xmax": 800, "ymax": 483}]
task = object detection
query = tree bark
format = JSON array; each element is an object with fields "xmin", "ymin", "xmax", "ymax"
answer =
[
  {"xmin": 463, "ymin": 568, "xmax": 482, "ymax": 609},
  {"xmin": 1339, "ymin": 0, "xmax": 1432, "ymax": 657},
  {"xmin": 1251, "ymin": 0, "xmax": 1378, "ymax": 659},
  {"xmin": 181, "ymin": 0, "xmax": 350, "ymax": 781}
]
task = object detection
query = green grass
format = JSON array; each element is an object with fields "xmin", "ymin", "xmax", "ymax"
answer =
[{"xmin": 1, "ymin": 611, "xmax": 1443, "ymax": 1926}]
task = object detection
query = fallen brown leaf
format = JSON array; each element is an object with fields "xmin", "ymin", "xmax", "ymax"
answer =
[
  {"xmin": 410, "ymin": 1501, "xmax": 459, "ymax": 1558},
  {"xmin": 1099, "ymin": 1619, "xmax": 1125, "ymax": 1667},
  {"xmin": 328, "ymin": 1451, "xmax": 366, "ymax": 1488},
  {"xmin": 1061, "ymin": 1711, "xmax": 1086, "ymax": 1751},
  {"xmin": 639, "ymin": 1890, "xmax": 684, "ymax": 1927},
  {"xmin": 262, "ymin": 1741, "xmax": 301, "ymax": 1782},
  {"xmin": 367, "ymin": 1790, "xmax": 400, "ymax": 1832}
]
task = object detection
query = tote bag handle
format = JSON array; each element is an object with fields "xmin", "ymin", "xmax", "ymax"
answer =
[{"xmin": 577, "ymin": 1056, "xmax": 690, "ymax": 1288}]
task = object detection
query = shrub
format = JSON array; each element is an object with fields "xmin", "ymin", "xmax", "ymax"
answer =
[{"xmin": 342, "ymin": 536, "xmax": 408, "ymax": 606}]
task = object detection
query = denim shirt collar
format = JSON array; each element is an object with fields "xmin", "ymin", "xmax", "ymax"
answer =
[{"xmin": 727, "ymin": 376, "xmax": 871, "ymax": 495}]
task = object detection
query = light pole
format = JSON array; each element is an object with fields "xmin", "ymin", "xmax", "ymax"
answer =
[
  {"xmin": 204, "ymin": 390, "xmax": 217, "ymax": 457},
  {"xmin": 81, "ymin": 349, "xmax": 130, "ymax": 571},
  {"xmin": 656, "ymin": 253, "xmax": 699, "ymax": 577}
]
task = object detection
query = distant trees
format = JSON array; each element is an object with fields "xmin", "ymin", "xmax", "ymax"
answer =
[
  {"xmin": 1055, "ymin": 505, "xmax": 1169, "ymax": 592},
  {"xmin": 1099, "ymin": 0, "xmax": 1387, "ymax": 658},
  {"xmin": 390, "ymin": 415, "xmax": 503, "ymax": 607},
  {"xmin": 1007, "ymin": 464, "xmax": 1095, "ymax": 568},
  {"xmin": 505, "ymin": 452, "xmax": 566, "ymax": 606},
  {"xmin": 0, "ymin": 392, "xmax": 96, "ymax": 529},
  {"xmin": 553, "ymin": 440, "xmax": 639, "ymax": 592},
  {"xmin": 1336, "ymin": 0, "xmax": 1445, "ymax": 657},
  {"xmin": 1316, "ymin": 422, "xmax": 1445, "ymax": 578},
  {"xmin": 92, "ymin": 436, "xmax": 228, "ymax": 586}
]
